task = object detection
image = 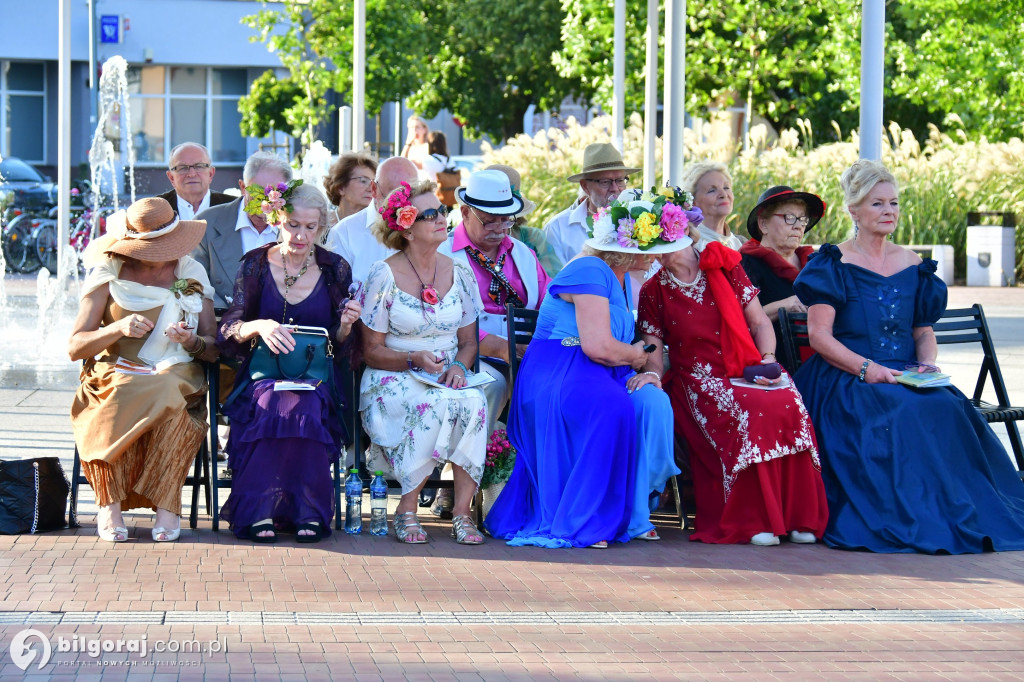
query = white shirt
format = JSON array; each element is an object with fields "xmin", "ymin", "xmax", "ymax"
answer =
[
  {"xmin": 176, "ymin": 190, "xmax": 211, "ymax": 220},
  {"xmin": 695, "ymin": 224, "xmax": 746, "ymax": 251},
  {"xmin": 234, "ymin": 201, "xmax": 279, "ymax": 255},
  {"xmin": 543, "ymin": 198, "xmax": 590, "ymax": 266},
  {"xmin": 420, "ymin": 153, "xmax": 451, "ymax": 182},
  {"xmin": 324, "ymin": 204, "xmax": 396, "ymax": 285}
]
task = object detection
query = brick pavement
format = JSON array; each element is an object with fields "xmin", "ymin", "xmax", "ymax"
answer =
[{"xmin": 2, "ymin": 281, "xmax": 1024, "ymax": 677}]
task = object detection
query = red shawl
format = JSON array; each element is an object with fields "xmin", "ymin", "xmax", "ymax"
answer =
[
  {"xmin": 738, "ymin": 240, "xmax": 813, "ymax": 283},
  {"xmin": 699, "ymin": 242, "xmax": 762, "ymax": 377}
]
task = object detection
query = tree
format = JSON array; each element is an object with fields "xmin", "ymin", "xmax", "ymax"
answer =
[
  {"xmin": 408, "ymin": 0, "xmax": 580, "ymax": 140},
  {"xmin": 239, "ymin": 0, "xmax": 430, "ymax": 145}
]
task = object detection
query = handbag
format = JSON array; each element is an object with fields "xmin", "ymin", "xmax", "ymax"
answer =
[{"xmin": 0, "ymin": 457, "xmax": 71, "ymax": 534}]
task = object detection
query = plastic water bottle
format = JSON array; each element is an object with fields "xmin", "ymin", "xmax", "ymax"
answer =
[
  {"xmin": 344, "ymin": 468, "xmax": 362, "ymax": 534},
  {"xmin": 369, "ymin": 472, "xmax": 388, "ymax": 536}
]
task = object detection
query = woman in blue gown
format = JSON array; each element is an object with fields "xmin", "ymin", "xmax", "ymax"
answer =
[
  {"xmin": 793, "ymin": 159, "xmax": 1024, "ymax": 554},
  {"xmin": 485, "ymin": 207, "xmax": 685, "ymax": 548}
]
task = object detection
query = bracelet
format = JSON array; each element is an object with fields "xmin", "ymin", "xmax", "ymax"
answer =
[
  {"xmin": 640, "ymin": 370, "xmax": 661, "ymax": 380},
  {"xmin": 450, "ymin": 360, "xmax": 468, "ymax": 374},
  {"xmin": 187, "ymin": 336, "xmax": 207, "ymax": 357},
  {"xmin": 858, "ymin": 359, "xmax": 871, "ymax": 382},
  {"xmin": 761, "ymin": 352, "xmax": 776, "ymax": 360},
  {"xmin": 407, "ymin": 351, "xmax": 414, "ymax": 370}
]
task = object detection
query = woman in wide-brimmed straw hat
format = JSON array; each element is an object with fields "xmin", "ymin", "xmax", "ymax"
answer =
[
  {"xmin": 69, "ymin": 197, "xmax": 220, "ymax": 543},
  {"xmin": 485, "ymin": 188, "xmax": 687, "ymax": 549}
]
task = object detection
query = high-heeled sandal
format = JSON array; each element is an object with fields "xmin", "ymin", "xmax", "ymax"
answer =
[
  {"xmin": 394, "ymin": 511, "xmax": 429, "ymax": 544},
  {"xmin": 152, "ymin": 518, "xmax": 181, "ymax": 543},
  {"xmin": 635, "ymin": 529, "xmax": 660, "ymax": 541},
  {"xmin": 450, "ymin": 514, "xmax": 484, "ymax": 545},
  {"xmin": 96, "ymin": 507, "xmax": 128, "ymax": 543}
]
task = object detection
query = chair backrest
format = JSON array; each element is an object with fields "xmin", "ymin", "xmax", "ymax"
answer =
[
  {"xmin": 777, "ymin": 308, "xmax": 810, "ymax": 373},
  {"xmin": 505, "ymin": 303, "xmax": 540, "ymax": 392},
  {"xmin": 933, "ymin": 304, "xmax": 1010, "ymax": 406}
]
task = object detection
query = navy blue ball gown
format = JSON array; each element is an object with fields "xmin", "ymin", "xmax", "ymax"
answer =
[
  {"xmin": 793, "ymin": 243, "xmax": 1024, "ymax": 553},
  {"xmin": 484, "ymin": 257, "xmax": 679, "ymax": 548}
]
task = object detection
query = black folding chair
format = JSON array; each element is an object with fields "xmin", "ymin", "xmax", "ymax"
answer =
[{"xmin": 778, "ymin": 308, "xmax": 810, "ymax": 373}]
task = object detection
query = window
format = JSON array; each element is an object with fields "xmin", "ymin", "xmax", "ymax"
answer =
[
  {"xmin": 127, "ymin": 66, "xmax": 248, "ymax": 166},
  {"xmin": 1, "ymin": 61, "xmax": 46, "ymax": 163}
]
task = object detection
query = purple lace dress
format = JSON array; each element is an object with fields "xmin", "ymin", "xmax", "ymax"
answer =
[{"xmin": 220, "ymin": 274, "xmax": 345, "ymax": 538}]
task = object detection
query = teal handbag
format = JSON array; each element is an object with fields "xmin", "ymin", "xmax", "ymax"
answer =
[{"xmin": 249, "ymin": 325, "xmax": 334, "ymax": 384}]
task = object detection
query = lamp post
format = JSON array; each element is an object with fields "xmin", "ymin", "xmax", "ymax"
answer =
[
  {"xmin": 860, "ymin": 0, "xmax": 885, "ymax": 160},
  {"xmin": 352, "ymin": 0, "xmax": 366, "ymax": 152},
  {"xmin": 663, "ymin": 0, "xmax": 686, "ymax": 186}
]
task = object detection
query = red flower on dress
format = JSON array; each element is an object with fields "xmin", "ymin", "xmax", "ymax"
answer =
[{"xmin": 422, "ymin": 286, "xmax": 440, "ymax": 305}]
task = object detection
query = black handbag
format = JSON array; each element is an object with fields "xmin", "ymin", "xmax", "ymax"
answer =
[{"xmin": 0, "ymin": 457, "xmax": 70, "ymax": 534}]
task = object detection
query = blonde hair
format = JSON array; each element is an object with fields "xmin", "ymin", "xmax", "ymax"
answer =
[
  {"xmin": 841, "ymin": 159, "xmax": 898, "ymax": 208},
  {"xmin": 679, "ymin": 161, "xmax": 731, "ymax": 194},
  {"xmin": 371, "ymin": 179, "xmax": 438, "ymax": 251},
  {"xmin": 286, "ymin": 183, "xmax": 330, "ymax": 243},
  {"xmin": 580, "ymin": 244, "xmax": 643, "ymax": 271}
]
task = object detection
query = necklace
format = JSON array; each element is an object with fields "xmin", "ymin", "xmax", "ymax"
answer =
[
  {"xmin": 281, "ymin": 248, "xmax": 312, "ymax": 322},
  {"xmin": 404, "ymin": 251, "xmax": 439, "ymax": 306}
]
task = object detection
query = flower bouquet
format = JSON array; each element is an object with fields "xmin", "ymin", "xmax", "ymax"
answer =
[
  {"xmin": 587, "ymin": 185, "xmax": 704, "ymax": 250},
  {"xmin": 244, "ymin": 179, "xmax": 304, "ymax": 228},
  {"xmin": 481, "ymin": 429, "xmax": 516, "ymax": 516}
]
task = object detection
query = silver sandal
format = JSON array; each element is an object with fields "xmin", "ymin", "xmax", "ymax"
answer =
[
  {"xmin": 394, "ymin": 511, "xmax": 429, "ymax": 544},
  {"xmin": 451, "ymin": 514, "xmax": 484, "ymax": 545}
]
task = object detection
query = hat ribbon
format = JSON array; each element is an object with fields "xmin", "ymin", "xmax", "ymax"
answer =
[
  {"xmin": 583, "ymin": 160, "xmax": 630, "ymax": 172},
  {"xmin": 124, "ymin": 215, "xmax": 180, "ymax": 240},
  {"xmin": 464, "ymin": 192, "xmax": 515, "ymax": 209}
]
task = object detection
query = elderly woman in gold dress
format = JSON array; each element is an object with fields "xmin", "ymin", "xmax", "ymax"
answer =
[{"xmin": 69, "ymin": 197, "xmax": 219, "ymax": 542}]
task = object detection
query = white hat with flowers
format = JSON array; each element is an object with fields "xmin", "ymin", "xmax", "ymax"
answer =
[{"xmin": 585, "ymin": 186, "xmax": 703, "ymax": 254}]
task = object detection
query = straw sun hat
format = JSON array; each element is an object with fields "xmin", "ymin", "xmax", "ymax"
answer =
[{"xmin": 89, "ymin": 197, "xmax": 206, "ymax": 264}]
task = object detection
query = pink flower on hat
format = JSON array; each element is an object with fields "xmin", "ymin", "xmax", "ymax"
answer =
[{"xmin": 659, "ymin": 202, "xmax": 689, "ymax": 242}]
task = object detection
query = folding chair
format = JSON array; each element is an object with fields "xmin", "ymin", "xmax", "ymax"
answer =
[{"xmin": 778, "ymin": 308, "xmax": 810, "ymax": 373}]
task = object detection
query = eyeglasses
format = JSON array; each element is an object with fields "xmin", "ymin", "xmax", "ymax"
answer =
[
  {"xmin": 586, "ymin": 177, "xmax": 629, "ymax": 190},
  {"xmin": 169, "ymin": 163, "xmax": 212, "ymax": 174},
  {"xmin": 348, "ymin": 175, "xmax": 373, "ymax": 187},
  {"xmin": 774, "ymin": 213, "xmax": 810, "ymax": 227},
  {"xmin": 471, "ymin": 208, "xmax": 514, "ymax": 231},
  {"xmin": 415, "ymin": 205, "xmax": 450, "ymax": 222}
]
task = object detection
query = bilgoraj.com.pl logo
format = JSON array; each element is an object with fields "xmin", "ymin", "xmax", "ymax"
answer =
[
  {"xmin": 8, "ymin": 629, "xmax": 226, "ymax": 670},
  {"xmin": 9, "ymin": 629, "xmax": 52, "ymax": 671}
]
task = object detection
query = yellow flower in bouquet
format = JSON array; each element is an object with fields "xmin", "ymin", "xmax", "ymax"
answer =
[{"xmin": 634, "ymin": 212, "xmax": 661, "ymax": 246}]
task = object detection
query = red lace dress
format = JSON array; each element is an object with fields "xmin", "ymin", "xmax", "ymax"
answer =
[{"xmin": 638, "ymin": 263, "xmax": 828, "ymax": 543}]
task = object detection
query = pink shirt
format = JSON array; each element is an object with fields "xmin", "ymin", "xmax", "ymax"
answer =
[{"xmin": 451, "ymin": 223, "xmax": 551, "ymax": 339}]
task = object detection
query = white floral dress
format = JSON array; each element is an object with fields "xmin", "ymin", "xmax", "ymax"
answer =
[{"xmin": 359, "ymin": 259, "xmax": 488, "ymax": 492}]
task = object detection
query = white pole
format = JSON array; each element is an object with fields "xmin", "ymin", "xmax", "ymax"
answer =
[
  {"xmin": 352, "ymin": 0, "xmax": 366, "ymax": 152},
  {"xmin": 859, "ymin": 0, "xmax": 885, "ymax": 160},
  {"xmin": 612, "ymin": 0, "xmax": 626, "ymax": 152},
  {"xmin": 339, "ymin": 106, "xmax": 352, "ymax": 153},
  {"xmin": 57, "ymin": 0, "xmax": 72, "ymax": 281},
  {"xmin": 393, "ymin": 100, "xmax": 402, "ymax": 158},
  {"xmin": 663, "ymin": 0, "xmax": 686, "ymax": 185},
  {"xmin": 642, "ymin": 0, "xmax": 659, "ymax": 190}
]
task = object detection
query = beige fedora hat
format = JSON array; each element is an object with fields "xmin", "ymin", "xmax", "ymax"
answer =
[
  {"xmin": 566, "ymin": 143, "xmax": 642, "ymax": 183},
  {"xmin": 484, "ymin": 164, "xmax": 537, "ymax": 217}
]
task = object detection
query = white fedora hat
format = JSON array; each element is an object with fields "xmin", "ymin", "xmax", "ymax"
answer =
[{"xmin": 456, "ymin": 169, "xmax": 524, "ymax": 216}]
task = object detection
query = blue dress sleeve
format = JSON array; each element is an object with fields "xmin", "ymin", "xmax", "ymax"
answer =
[
  {"xmin": 793, "ymin": 243, "xmax": 847, "ymax": 309},
  {"xmin": 913, "ymin": 258, "xmax": 948, "ymax": 327},
  {"xmin": 548, "ymin": 256, "xmax": 616, "ymax": 298}
]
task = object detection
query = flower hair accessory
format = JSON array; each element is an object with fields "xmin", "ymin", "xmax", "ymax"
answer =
[
  {"xmin": 379, "ymin": 181, "xmax": 419, "ymax": 231},
  {"xmin": 244, "ymin": 179, "xmax": 304, "ymax": 228},
  {"xmin": 587, "ymin": 185, "xmax": 703, "ymax": 251}
]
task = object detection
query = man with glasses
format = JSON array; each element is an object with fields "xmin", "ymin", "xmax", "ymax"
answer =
[
  {"xmin": 544, "ymin": 142, "xmax": 641, "ymax": 266},
  {"xmin": 158, "ymin": 143, "xmax": 233, "ymax": 219},
  {"xmin": 325, "ymin": 156, "xmax": 419, "ymax": 285}
]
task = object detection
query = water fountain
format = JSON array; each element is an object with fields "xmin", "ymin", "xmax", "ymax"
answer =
[{"xmin": 298, "ymin": 140, "xmax": 333, "ymax": 195}]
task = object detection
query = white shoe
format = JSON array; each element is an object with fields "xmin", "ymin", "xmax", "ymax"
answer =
[
  {"xmin": 789, "ymin": 530, "xmax": 817, "ymax": 544},
  {"xmin": 750, "ymin": 532, "xmax": 780, "ymax": 546}
]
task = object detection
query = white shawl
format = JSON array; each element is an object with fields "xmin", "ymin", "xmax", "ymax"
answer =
[{"xmin": 82, "ymin": 255, "xmax": 214, "ymax": 369}]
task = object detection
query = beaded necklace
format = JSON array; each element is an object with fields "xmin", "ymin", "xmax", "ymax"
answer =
[{"xmin": 280, "ymin": 248, "xmax": 311, "ymax": 323}]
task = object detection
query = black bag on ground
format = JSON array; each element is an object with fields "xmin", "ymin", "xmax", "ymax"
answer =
[{"xmin": 0, "ymin": 457, "xmax": 70, "ymax": 534}]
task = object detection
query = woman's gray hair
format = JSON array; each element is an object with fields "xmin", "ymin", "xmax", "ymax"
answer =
[
  {"xmin": 841, "ymin": 159, "xmax": 898, "ymax": 208},
  {"xmin": 679, "ymin": 161, "xmax": 731, "ymax": 194},
  {"xmin": 580, "ymin": 245, "xmax": 645, "ymax": 271},
  {"xmin": 286, "ymin": 183, "xmax": 330, "ymax": 243},
  {"xmin": 242, "ymin": 151, "xmax": 294, "ymax": 185}
]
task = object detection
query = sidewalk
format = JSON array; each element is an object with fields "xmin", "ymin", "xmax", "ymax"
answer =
[{"xmin": 1, "ymin": 280, "xmax": 1024, "ymax": 678}]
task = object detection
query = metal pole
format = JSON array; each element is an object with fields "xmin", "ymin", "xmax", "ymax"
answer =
[
  {"xmin": 339, "ymin": 106, "xmax": 352, "ymax": 153},
  {"xmin": 612, "ymin": 0, "xmax": 626, "ymax": 152},
  {"xmin": 352, "ymin": 0, "xmax": 366, "ymax": 152},
  {"xmin": 87, "ymin": 0, "xmax": 97, "ymax": 127},
  {"xmin": 663, "ymin": 0, "xmax": 686, "ymax": 185},
  {"xmin": 393, "ymin": 100, "xmax": 402, "ymax": 158},
  {"xmin": 57, "ymin": 0, "xmax": 72, "ymax": 281},
  {"xmin": 642, "ymin": 0, "xmax": 659, "ymax": 190},
  {"xmin": 859, "ymin": 0, "xmax": 885, "ymax": 160}
]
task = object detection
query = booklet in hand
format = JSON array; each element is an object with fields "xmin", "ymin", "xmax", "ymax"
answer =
[
  {"xmin": 896, "ymin": 371, "xmax": 951, "ymax": 388},
  {"xmin": 411, "ymin": 368, "xmax": 496, "ymax": 390}
]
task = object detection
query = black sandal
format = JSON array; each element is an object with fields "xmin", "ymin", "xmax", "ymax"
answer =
[
  {"xmin": 249, "ymin": 521, "xmax": 276, "ymax": 543},
  {"xmin": 295, "ymin": 522, "xmax": 323, "ymax": 544}
]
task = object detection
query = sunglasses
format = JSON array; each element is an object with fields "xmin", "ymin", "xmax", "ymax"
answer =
[{"xmin": 415, "ymin": 205, "xmax": 450, "ymax": 222}]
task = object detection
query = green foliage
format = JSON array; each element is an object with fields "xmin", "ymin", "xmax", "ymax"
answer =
[
  {"xmin": 238, "ymin": 70, "xmax": 310, "ymax": 140},
  {"xmin": 409, "ymin": 0, "xmax": 579, "ymax": 140}
]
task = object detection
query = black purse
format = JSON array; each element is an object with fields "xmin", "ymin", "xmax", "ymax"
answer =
[{"xmin": 0, "ymin": 457, "xmax": 71, "ymax": 534}]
